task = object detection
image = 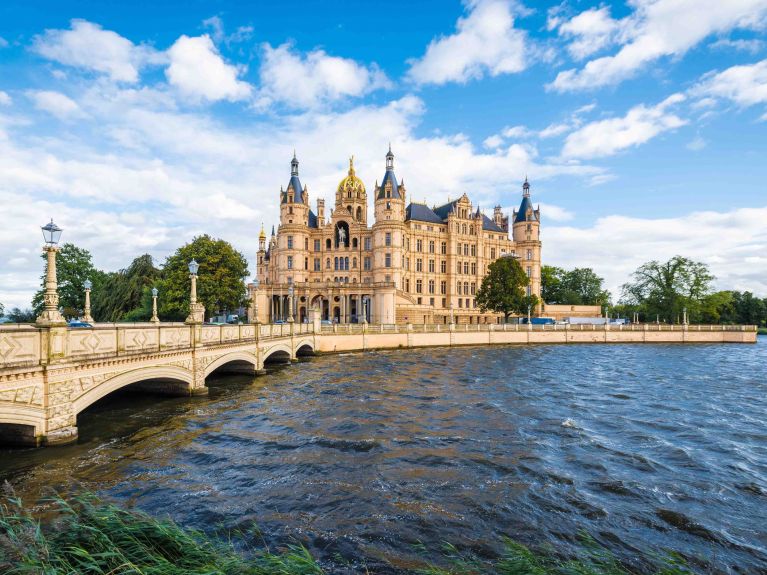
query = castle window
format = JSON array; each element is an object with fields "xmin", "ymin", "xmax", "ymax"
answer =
[
  {"xmin": 526, "ymin": 266, "xmax": 531, "ymax": 278},
  {"xmin": 471, "ymin": 263, "xmax": 476, "ymax": 274},
  {"xmin": 406, "ymin": 278, "xmax": 410, "ymax": 292},
  {"xmin": 416, "ymin": 239, "xmax": 422, "ymax": 252},
  {"xmin": 429, "ymin": 240, "xmax": 435, "ymax": 253},
  {"xmin": 430, "ymin": 297, "xmax": 435, "ymax": 307},
  {"xmin": 326, "ymin": 239, "xmax": 332, "ymax": 250},
  {"xmin": 364, "ymin": 237, "xmax": 371, "ymax": 250},
  {"xmin": 429, "ymin": 259, "xmax": 435, "ymax": 273},
  {"xmin": 527, "ymin": 249, "xmax": 532, "ymax": 260},
  {"xmin": 356, "ymin": 206, "xmax": 362, "ymax": 221},
  {"xmin": 456, "ymin": 281, "xmax": 461, "ymax": 294},
  {"xmin": 462, "ymin": 224, "xmax": 467, "ymax": 234},
  {"xmin": 463, "ymin": 244, "xmax": 468, "ymax": 256},
  {"xmin": 287, "ymin": 236, "xmax": 293, "ymax": 249},
  {"xmin": 353, "ymin": 257, "xmax": 357, "ymax": 269},
  {"xmin": 287, "ymin": 256, "xmax": 293, "ymax": 269},
  {"xmin": 386, "ymin": 201, "xmax": 391, "ymax": 210},
  {"xmin": 385, "ymin": 232, "xmax": 391, "ymax": 247},
  {"xmin": 364, "ymin": 256, "xmax": 371, "ymax": 270},
  {"xmin": 440, "ymin": 260, "xmax": 446, "ymax": 273},
  {"xmin": 345, "ymin": 257, "xmax": 349, "ymax": 270},
  {"xmin": 457, "ymin": 261, "xmax": 462, "ymax": 274},
  {"xmin": 471, "ymin": 282, "xmax": 476, "ymax": 295},
  {"xmin": 440, "ymin": 281, "xmax": 446, "ymax": 294},
  {"xmin": 417, "ymin": 297, "xmax": 422, "ymax": 305},
  {"xmin": 314, "ymin": 239, "xmax": 320, "ymax": 251},
  {"xmin": 289, "ymin": 206, "xmax": 293, "ymax": 214},
  {"xmin": 527, "ymin": 224, "xmax": 532, "ymax": 232},
  {"xmin": 463, "ymin": 262, "xmax": 469, "ymax": 274},
  {"xmin": 326, "ymin": 258, "xmax": 331, "ymax": 269},
  {"xmin": 416, "ymin": 279, "xmax": 423, "ymax": 293},
  {"xmin": 352, "ymin": 237, "xmax": 358, "ymax": 248},
  {"xmin": 459, "ymin": 298, "xmax": 463, "ymax": 308},
  {"xmin": 314, "ymin": 258, "xmax": 320, "ymax": 271},
  {"xmin": 491, "ymin": 248, "xmax": 496, "ymax": 259},
  {"xmin": 464, "ymin": 281, "xmax": 469, "ymax": 294},
  {"xmin": 305, "ymin": 257, "xmax": 308, "ymax": 270},
  {"xmin": 428, "ymin": 280, "xmax": 435, "ymax": 294},
  {"xmin": 334, "ymin": 257, "xmax": 339, "ymax": 270},
  {"xmin": 442, "ymin": 297, "xmax": 446, "ymax": 307},
  {"xmin": 469, "ymin": 225, "xmax": 474, "ymax": 235},
  {"xmin": 471, "ymin": 245, "xmax": 476, "ymax": 257},
  {"xmin": 416, "ymin": 258, "xmax": 423, "ymax": 272},
  {"xmin": 441, "ymin": 242, "xmax": 447, "ymax": 254},
  {"xmin": 385, "ymin": 253, "xmax": 391, "ymax": 268}
]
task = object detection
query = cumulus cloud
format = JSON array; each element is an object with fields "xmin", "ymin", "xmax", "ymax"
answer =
[
  {"xmin": 27, "ymin": 90, "xmax": 85, "ymax": 120},
  {"xmin": 691, "ymin": 59, "xmax": 767, "ymax": 111},
  {"xmin": 553, "ymin": 6, "xmax": 623, "ymax": 60},
  {"xmin": 406, "ymin": 0, "xmax": 527, "ymax": 85},
  {"xmin": 709, "ymin": 37, "xmax": 765, "ymax": 54},
  {"xmin": 257, "ymin": 43, "xmax": 390, "ymax": 109},
  {"xmin": 550, "ymin": 0, "xmax": 767, "ymax": 92},
  {"xmin": 32, "ymin": 19, "xmax": 161, "ymax": 83},
  {"xmin": 546, "ymin": 206, "xmax": 767, "ymax": 298},
  {"xmin": 165, "ymin": 34, "xmax": 252, "ymax": 102},
  {"xmin": 0, "ymin": 91, "xmax": 11, "ymax": 106},
  {"xmin": 562, "ymin": 94, "xmax": 687, "ymax": 159}
]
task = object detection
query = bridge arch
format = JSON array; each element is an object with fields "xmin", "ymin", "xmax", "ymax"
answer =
[
  {"xmin": 204, "ymin": 351, "xmax": 258, "ymax": 378},
  {"xmin": 295, "ymin": 339, "xmax": 315, "ymax": 357},
  {"xmin": 73, "ymin": 365, "xmax": 193, "ymax": 417},
  {"xmin": 263, "ymin": 343, "xmax": 292, "ymax": 364},
  {"xmin": 0, "ymin": 405, "xmax": 45, "ymax": 446}
]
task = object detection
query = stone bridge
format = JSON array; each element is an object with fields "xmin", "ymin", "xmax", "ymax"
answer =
[
  {"xmin": 0, "ymin": 322, "xmax": 316, "ymax": 446},
  {"xmin": 0, "ymin": 321, "xmax": 756, "ymax": 447}
]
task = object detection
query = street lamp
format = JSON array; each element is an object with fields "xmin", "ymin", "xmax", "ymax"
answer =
[
  {"xmin": 36, "ymin": 219, "xmax": 67, "ymax": 326},
  {"xmin": 287, "ymin": 285, "xmax": 295, "ymax": 323},
  {"xmin": 82, "ymin": 279, "xmax": 94, "ymax": 323},
  {"xmin": 527, "ymin": 304, "xmax": 531, "ymax": 324},
  {"xmin": 185, "ymin": 258, "xmax": 205, "ymax": 324},
  {"xmin": 362, "ymin": 295, "xmax": 368, "ymax": 324},
  {"xmin": 150, "ymin": 287, "xmax": 160, "ymax": 323}
]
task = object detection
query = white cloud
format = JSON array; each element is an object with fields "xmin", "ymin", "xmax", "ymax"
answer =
[
  {"xmin": 483, "ymin": 134, "xmax": 504, "ymax": 148},
  {"xmin": 257, "ymin": 43, "xmax": 390, "ymax": 109},
  {"xmin": 537, "ymin": 202, "xmax": 574, "ymax": 222},
  {"xmin": 406, "ymin": 0, "xmax": 527, "ymax": 85},
  {"xmin": 546, "ymin": 206, "xmax": 767, "ymax": 299},
  {"xmin": 555, "ymin": 6, "xmax": 622, "ymax": 60},
  {"xmin": 687, "ymin": 135, "xmax": 707, "ymax": 150},
  {"xmin": 165, "ymin": 34, "xmax": 252, "ymax": 102},
  {"xmin": 27, "ymin": 90, "xmax": 84, "ymax": 120},
  {"xmin": 709, "ymin": 37, "xmax": 765, "ymax": 54},
  {"xmin": 692, "ymin": 59, "xmax": 767, "ymax": 109},
  {"xmin": 0, "ymin": 91, "xmax": 11, "ymax": 106},
  {"xmin": 562, "ymin": 94, "xmax": 687, "ymax": 159},
  {"xmin": 32, "ymin": 19, "xmax": 161, "ymax": 83},
  {"xmin": 550, "ymin": 0, "xmax": 767, "ymax": 92}
]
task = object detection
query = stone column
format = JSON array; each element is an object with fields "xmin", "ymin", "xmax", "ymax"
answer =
[
  {"xmin": 36, "ymin": 246, "xmax": 67, "ymax": 327},
  {"xmin": 83, "ymin": 287, "xmax": 94, "ymax": 323}
]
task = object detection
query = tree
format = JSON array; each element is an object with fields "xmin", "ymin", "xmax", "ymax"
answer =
[
  {"xmin": 7, "ymin": 308, "xmax": 36, "ymax": 323},
  {"xmin": 32, "ymin": 243, "xmax": 104, "ymax": 320},
  {"xmin": 476, "ymin": 256, "xmax": 538, "ymax": 321},
  {"xmin": 541, "ymin": 265, "xmax": 610, "ymax": 306},
  {"xmin": 159, "ymin": 235, "xmax": 249, "ymax": 321},
  {"xmin": 92, "ymin": 254, "xmax": 161, "ymax": 322},
  {"xmin": 620, "ymin": 256, "xmax": 714, "ymax": 323},
  {"xmin": 0, "ymin": 301, "xmax": 4, "ymax": 317}
]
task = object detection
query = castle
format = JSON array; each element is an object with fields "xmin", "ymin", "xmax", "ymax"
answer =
[{"xmin": 250, "ymin": 148, "xmax": 541, "ymax": 324}]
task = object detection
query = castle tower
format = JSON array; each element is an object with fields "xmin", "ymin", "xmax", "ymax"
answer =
[
  {"xmin": 278, "ymin": 152, "xmax": 310, "ymax": 283},
  {"xmin": 512, "ymin": 177, "xmax": 542, "ymax": 307},
  {"xmin": 373, "ymin": 145, "xmax": 405, "ymax": 222},
  {"xmin": 335, "ymin": 156, "xmax": 368, "ymax": 224}
]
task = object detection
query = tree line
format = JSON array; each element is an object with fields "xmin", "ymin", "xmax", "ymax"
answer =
[{"xmin": 0, "ymin": 235, "xmax": 249, "ymax": 323}]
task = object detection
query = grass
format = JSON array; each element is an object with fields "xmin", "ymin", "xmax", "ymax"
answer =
[
  {"xmin": 0, "ymin": 487, "xmax": 697, "ymax": 575},
  {"xmin": 757, "ymin": 327, "xmax": 767, "ymax": 335}
]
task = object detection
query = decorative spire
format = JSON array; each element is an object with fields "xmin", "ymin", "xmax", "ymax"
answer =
[
  {"xmin": 291, "ymin": 151, "xmax": 299, "ymax": 176},
  {"xmin": 386, "ymin": 145, "xmax": 394, "ymax": 170},
  {"xmin": 523, "ymin": 176, "xmax": 530, "ymax": 197},
  {"xmin": 271, "ymin": 225, "xmax": 275, "ymax": 236},
  {"xmin": 259, "ymin": 222, "xmax": 266, "ymax": 241},
  {"xmin": 348, "ymin": 155, "xmax": 355, "ymax": 175}
]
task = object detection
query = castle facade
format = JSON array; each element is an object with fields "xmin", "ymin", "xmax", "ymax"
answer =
[{"xmin": 250, "ymin": 148, "xmax": 541, "ymax": 324}]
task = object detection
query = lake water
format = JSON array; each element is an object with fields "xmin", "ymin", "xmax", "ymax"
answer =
[{"xmin": 1, "ymin": 340, "xmax": 766, "ymax": 573}]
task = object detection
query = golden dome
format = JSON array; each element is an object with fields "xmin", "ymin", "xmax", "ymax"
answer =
[
  {"xmin": 259, "ymin": 223, "xmax": 266, "ymax": 241},
  {"xmin": 337, "ymin": 156, "xmax": 366, "ymax": 197}
]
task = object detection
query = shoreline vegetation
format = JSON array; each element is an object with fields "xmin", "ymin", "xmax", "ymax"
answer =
[{"xmin": 0, "ymin": 489, "xmax": 697, "ymax": 575}]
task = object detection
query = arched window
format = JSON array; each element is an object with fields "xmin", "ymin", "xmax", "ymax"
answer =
[
  {"xmin": 334, "ymin": 257, "xmax": 339, "ymax": 270},
  {"xmin": 326, "ymin": 238, "xmax": 331, "ymax": 249},
  {"xmin": 356, "ymin": 206, "xmax": 362, "ymax": 221},
  {"xmin": 345, "ymin": 257, "xmax": 349, "ymax": 270},
  {"xmin": 352, "ymin": 237, "xmax": 358, "ymax": 248},
  {"xmin": 469, "ymin": 225, "xmax": 474, "ymax": 235},
  {"xmin": 462, "ymin": 224, "xmax": 467, "ymax": 234}
]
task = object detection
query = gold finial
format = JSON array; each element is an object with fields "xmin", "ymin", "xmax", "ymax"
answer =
[
  {"xmin": 349, "ymin": 155, "xmax": 355, "ymax": 175},
  {"xmin": 259, "ymin": 222, "xmax": 266, "ymax": 241}
]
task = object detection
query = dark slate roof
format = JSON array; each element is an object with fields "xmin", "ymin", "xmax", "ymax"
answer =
[
  {"xmin": 283, "ymin": 175, "xmax": 304, "ymax": 204},
  {"xmin": 308, "ymin": 209, "xmax": 318, "ymax": 228},
  {"xmin": 432, "ymin": 200, "xmax": 458, "ymax": 220},
  {"xmin": 405, "ymin": 203, "xmax": 443, "ymax": 224},
  {"xmin": 377, "ymin": 169, "xmax": 401, "ymax": 199},
  {"xmin": 482, "ymin": 214, "xmax": 505, "ymax": 232},
  {"xmin": 514, "ymin": 196, "xmax": 536, "ymax": 223}
]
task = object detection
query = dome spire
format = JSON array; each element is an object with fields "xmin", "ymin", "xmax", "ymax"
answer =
[
  {"xmin": 386, "ymin": 144, "xmax": 394, "ymax": 171},
  {"xmin": 259, "ymin": 222, "xmax": 266, "ymax": 241},
  {"xmin": 523, "ymin": 176, "xmax": 530, "ymax": 198},
  {"xmin": 291, "ymin": 151, "xmax": 299, "ymax": 176},
  {"xmin": 348, "ymin": 155, "xmax": 355, "ymax": 175}
]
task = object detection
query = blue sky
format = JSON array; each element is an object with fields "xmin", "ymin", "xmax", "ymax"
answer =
[{"xmin": 1, "ymin": 0, "xmax": 766, "ymax": 309}]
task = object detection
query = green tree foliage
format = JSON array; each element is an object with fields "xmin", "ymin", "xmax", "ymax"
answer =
[
  {"xmin": 476, "ymin": 257, "xmax": 538, "ymax": 321},
  {"xmin": 32, "ymin": 243, "xmax": 104, "ymax": 320},
  {"xmin": 91, "ymin": 254, "xmax": 161, "ymax": 322},
  {"xmin": 541, "ymin": 265, "xmax": 611, "ymax": 305},
  {"xmin": 122, "ymin": 286, "xmax": 155, "ymax": 322},
  {"xmin": 620, "ymin": 256, "xmax": 714, "ymax": 323},
  {"xmin": 159, "ymin": 235, "xmax": 249, "ymax": 321},
  {"xmin": 701, "ymin": 290, "xmax": 767, "ymax": 326},
  {"xmin": 6, "ymin": 308, "xmax": 36, "ymax": 323}
]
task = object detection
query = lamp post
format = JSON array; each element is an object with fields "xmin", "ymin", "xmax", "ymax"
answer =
[
  {"xmin": 36, "ymin": 219, "xmax": 67, "ymax": 326},
  {"xmin": 527, "ymin": 304, "xmax": 531, "ymax": 324},
  {"xmin": 150, "ymin": 287, "xmax": 160, "ymax": 323},
  {"xmin": 287, "ymin": 285, "xmax": 295, "ymax": 323},
  {"xmin": 82, "ymin": 279, "xmax": 94, "ymax": 323},
  {"xmin": 362, "ymin": 296, "xmax": 368, "ymax": 324},
  {"xmin": 185, "ymin": 258, "xmax": 205, "ymax": 324},
  {"xmin": 252, "ymin": 279, "xmax": 261, "ymax": 324}
]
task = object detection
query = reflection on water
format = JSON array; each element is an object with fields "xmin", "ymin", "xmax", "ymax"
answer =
[{"xmin": 2, "ymin": 341, "xmax": 767, "ymax": 573}]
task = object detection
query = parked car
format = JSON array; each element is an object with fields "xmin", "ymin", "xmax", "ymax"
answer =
[
  {"xmin": 68, "ymin": 321, "xmax": 93, "ymax": 328},
  {"xmin": 320, "ymin": 319, "xmax": 333, "ymax": 325},
  {"xmin": 273, "ymin": 320, "xmax": 286, "ymax": 325}
]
